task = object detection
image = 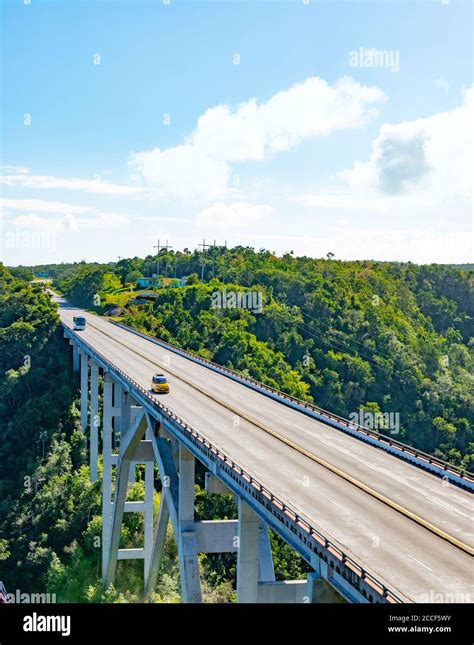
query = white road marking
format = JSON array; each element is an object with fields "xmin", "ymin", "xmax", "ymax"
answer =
[{"xmin": 406, "ymin": 553, "xmax": 432, "ymax": 572}]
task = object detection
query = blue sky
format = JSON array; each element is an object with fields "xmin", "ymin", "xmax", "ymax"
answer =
[{"xmin": 1, "ymin": 0, "xmax": 472, "ymax": 265}]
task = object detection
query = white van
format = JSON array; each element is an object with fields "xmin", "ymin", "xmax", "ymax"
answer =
[{"xmin": 73, "ymin": 316, "xmax": 87, "ymax": 331}]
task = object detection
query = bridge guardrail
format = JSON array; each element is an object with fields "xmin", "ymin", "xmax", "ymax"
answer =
[
  {"xmin": 63, "ymin": 323, "xmax": 405, "ymax": 604},
  {"xmin": 109, "ymin": 321, "xmax": 473, "ymax": 487}
]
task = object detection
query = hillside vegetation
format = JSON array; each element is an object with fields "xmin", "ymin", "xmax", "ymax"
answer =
[{"xmin": 35, "ymin": 247, "xmax": 474, "ymax": 469}]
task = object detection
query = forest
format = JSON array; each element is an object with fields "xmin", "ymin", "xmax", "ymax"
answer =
[
  {"xmin": 47, "ymin": 247, "xmax": 474, "ymax": 466},
  {"xmin": 1, "ymin": 248, "xmax": 473, "ymax": 602}
]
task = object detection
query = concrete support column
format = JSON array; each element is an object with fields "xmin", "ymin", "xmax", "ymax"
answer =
[
  {"xmin": 179, "ymin": 447, "xmax": 195, "ymax": 530},
  {"xmin": 237, "ymin": 499, "xmax": 260, "ymax": 603},
  {"xmin": 307, "ymin": 559, "xmax": 346, "ymax": 603},
  {"xmin": 178, "ymin": 446, "xmax": 202, "ymax": 603},
  {"xmin": 80, "ymin": 350, "xmax": 89, "ymax": 433},
  {"xmin": 258, "ymin": 522, "xmax": 275, "ymax": 582},
  {"xmin": 144, "ymin": 430, "xmax": 155, "ymax": 577},
  {"xmin": 307, "ymin": 570, "xmax": 345, "ymax": 603},
  {"xmin": 72, "ymin": 344, "xmax": 79, "ymax": 374},
  {"xmin": 113, "ymin": 382, "xmax": 122, "ymax": 445},
  {"xmin": 104, "ymin": 412, "xmax": 148, "ymax": 587},
  {"xmin": 145, "ymin": 493, "xmax": 169, "ymax": 595},
  {"xmin": 101, "ymin": 374, "xmax": 114, "ymax": 582},
  {"xmin": 89, "ymin": 362, "xmax": 99, "ymax": 482},
  {"xmin": 121, "ymin": 391, "xmax": 132, "ymax": 438},
  {"xmin": 145, "ymin": 436, "xmax": 177, "ymax": 595}
]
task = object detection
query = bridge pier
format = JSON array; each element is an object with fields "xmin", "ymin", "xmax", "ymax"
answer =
[
  {"xmin": 101, "ymin": 373, "xmax": 114, "ymax": 581},
  {"xmin": 177, "ymin": 446, "xmax": 202, "ymax": 602},
  {"xmin": 309, "ymin": 554, "xmax": 361, "ymax": 603},
  {"xmin": 100, "ymin": 388, "xmax": 165, "ymax": 591},
  {"xmin": 237, "ymin": 499, "xmax": 260, "ymax": 602},
  {"xmin": 145, "ymin": 434, "xmax": 203, "ymax": 602},
  {"xmin": 79, "ymin": 350, "xmax": 89, "ymax": 433},
  {"xmin": 205, "ymin": 473, "xmax": 276, "ymax": 600},
  {"xmin": 89, "ymin": 361, "xmax": 99, "ymax": 482},
  {"xmin": 145, "ymin": 436, "xmax": 177, "ymax": 595},
  {"xmin": 113, "ymin": 382, "xmax": 122, "ymax": 448},
  {"xmin": 104, "ymin": 408, "xmax": 153, "ymax": 587},
  {"xmin": 72, "ymin": 342, "xmax": 79, "ymax": 374}
]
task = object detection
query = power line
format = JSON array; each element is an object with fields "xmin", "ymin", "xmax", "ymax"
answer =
[
  {"xmin": 254, "ymin": 278, "xmax": 396, "ymax": 364},
  {"xmin": 252, "ymin": 279, "xmax": 411, "ymax": 381},
  {"xmin": 198, "ymin": 239, "xmax": 214, "ymax": 281},
  {"xmin": 153, "ymin": 240, "xmax": 173, "ymax": 283}
]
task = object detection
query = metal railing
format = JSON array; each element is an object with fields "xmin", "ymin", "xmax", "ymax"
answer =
[{"xmin": 64, "ymin": 323, "xmax": 405, "ymax": 604}]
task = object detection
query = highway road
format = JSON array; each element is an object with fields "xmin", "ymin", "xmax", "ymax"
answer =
[{"xmin": 57, "ymin": 297, "xmax": 474, "ymax": 603}]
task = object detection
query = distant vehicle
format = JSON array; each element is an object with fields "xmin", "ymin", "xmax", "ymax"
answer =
[
  {"xmin": 73, "ymin": 316, "xmax": 87, "ymax": 331},
  {"xmin": 151, "ymin": 373, "xmax": 169, "ymax": 394}
]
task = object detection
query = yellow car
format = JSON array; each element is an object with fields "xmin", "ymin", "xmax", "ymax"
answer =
[{"xmin": 151, "ymin": 373, "xmax": 170, "ymax": 394}]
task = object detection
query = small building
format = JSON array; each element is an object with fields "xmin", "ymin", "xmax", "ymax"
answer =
[
  {"xmin": 136, "ymin": 275, "xmax": 189, "ymax": 289},
  {"xmin": 136, "ymin": 277, "xmax": 155, "ymax": 288},
  {"xmin": 160, "ymin": 276, "xmax": 189, "ymax": 288}
]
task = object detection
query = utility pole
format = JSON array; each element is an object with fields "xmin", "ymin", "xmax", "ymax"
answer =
[
  {"xmin": 222, "ymin": 241, "xmax": 228, "ymax": 281},
  {"xmin": 153, "ymin": 239, "xmax": 160, "ymax": 282},
  {"xmin": 163, "ymin": 240, "xmax": 172, "ymax": 279},
  {"xmin": 198, "ymin": 239, "xmax": 213, "ymax": 282},
  {"xmin": 153, "ymin": 240, "xmax": 172, "ymax": 287}
]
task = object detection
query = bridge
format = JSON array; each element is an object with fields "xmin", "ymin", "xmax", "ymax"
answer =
[{"xmin": 55, "ymin": 295, "xmax": 473, "ymax": 604}]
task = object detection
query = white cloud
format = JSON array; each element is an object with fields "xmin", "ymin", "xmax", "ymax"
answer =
[
  {"xmin": 130, "ymin": 145, "xmax": 230, "ymax": 202},
  {"xmin": 135, "ymin": 215, "xmax": 192, "ymax": 224},
  {"xmin": 1, "ymin": 171, "xmax": 143, "ymax": 195},
  {"xmin": 12, "ymin": 211, "xmax": 130, "ymax": 233},
  {"xmin": 130, "ymin": 76, "xmax": 386, "ymax": 201},
  {"xmin": 1, "ymin": 197, "xmax": 131, "ymax": 232},
  {"xmin": 81, "ymin": 212, "xmax": 130, "ymax": 230},
  {"xmin": 13, "ymin": 214, "xmax": 80, "ymax": 233},
  {"xmin": 236, "ymin": 228, "xmax": 472, "ymax": 264},
  {"xmin": 0, "ymin": 198, "xmax": 90, "ymax": 215},
  {"xmin": 340, "ymin": 86, "xmax": 473, "ymax": 199},
  {"xmin": 1, "ymin": 195, "xmax": 132, "ymax": 234},
  {"xmin": 1, "ymin": 165, "xmax": 29, "ymax": 174},
  {"xmin": 192, "ymin": 76, "xmax": 385, "ymax": 161},
  {"xmin": 196, "ymin": 202, "xmax": 272, "ymax": 229},
  {"xmin": 290, "ymin": 87, "xmax": 472, "ymax": 255}
]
